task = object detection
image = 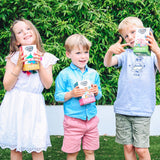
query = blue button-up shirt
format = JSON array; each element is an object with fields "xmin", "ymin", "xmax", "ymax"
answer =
[{"xmin": 54, "ymin": 63, "xmax": 102, "ymax": 120}]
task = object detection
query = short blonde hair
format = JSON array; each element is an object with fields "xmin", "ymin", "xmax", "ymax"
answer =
[
  {"xmin": 118, "ymin": 17, "xmax": 144, "ymax": 34},
  {"xmin": 65, "ymin": 34, "xmax": 91, "ymax": 53}
]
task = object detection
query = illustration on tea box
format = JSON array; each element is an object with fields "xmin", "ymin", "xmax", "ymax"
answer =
[
  {"xmin": 133, "ymin": 28, "xmax": 152, "ymax": 56},
  {"xmin": 21, "ymin": 45, "xmax": 39, "ymax": 71},
  {"xmin": 74, "ymin": 80, "xmax": 96, "ymax": 106}
]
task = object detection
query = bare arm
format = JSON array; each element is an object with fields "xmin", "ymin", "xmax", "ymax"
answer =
[
  {"xmin": 38, "ymin": 63, "xmax": 53, "ymax": 89},
  {"xmin": 104, "ymin": 51, "xmax": 118, "ymax": 67},
  {"xmin": 3, "ymin": 50, "xmax": 25, "ymax": 91},
  {"xmin": 155, "ymin": 50, "xmax": 160, "ymax": 72},
  {"xmin": 33, "ymin": 51, "xmax": 53, "ymax": 89},
  {"xmin": 3, "ymin": 60, "xmax": 20, "ymax": 91},
  {"xmin": 146, "ymin": 32, "xmax": 160, "ymax": 72},
  {"xmin": 104, "ymin": 37, "xmax": 129, "ymax": 67}
]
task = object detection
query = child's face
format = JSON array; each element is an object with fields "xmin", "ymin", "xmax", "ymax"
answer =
[
  {"xmin": 66, "ymin": 45, "xmax": 89, "ymax": 72},
  {"xmin": 13, "ymin": 21, "xmax": 36, "ymax": 46},
  {"xmin": 121, "ymin": 24, "xmax": 138, "ymax": 48}
]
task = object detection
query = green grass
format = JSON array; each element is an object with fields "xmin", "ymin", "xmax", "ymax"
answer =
[{"xmin": 0, "ymin": 136, "xmax": 160, "ymax": 160}]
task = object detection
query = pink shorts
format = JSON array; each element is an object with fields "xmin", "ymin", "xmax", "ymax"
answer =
[{"xmin": 62, "ymin": 115, "xmax": 99, "ymax": 153}]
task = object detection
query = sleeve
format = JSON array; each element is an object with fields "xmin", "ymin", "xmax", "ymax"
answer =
[
  {"xmin": 7, "ymin": 52, "xmax": 19, "ymax": 65},
  {"xmin": 151, "ymin": 51, "xmax": 157, "ymax": 66},
  {"xmin": 94, "ymin": 72, "xmax": 102, "ymax": 100},
  {"xmin": 54, "ymin": 71, "xmax": 66, "ymax": 102},
  {"xmin": 41, "ymin": 52, "xmax": 59, "ymax": 68},
  {"xmin": 114, "ymin": 50, "xmax": 127, "ymax": 68}
]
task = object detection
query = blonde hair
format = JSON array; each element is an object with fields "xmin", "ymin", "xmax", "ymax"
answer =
[
  {"xmin": 65, "ymin": 34, "xmax": 91, "ymax": 53},
  {"xmin": 118, "ymin": 17, "xmax": 144, "ymax": 34},
  {"xmin": 9, "ymin": 18, "xmax": 45, "ymax": 55}
]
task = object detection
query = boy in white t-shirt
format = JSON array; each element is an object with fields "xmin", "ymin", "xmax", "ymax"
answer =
[{"xmin": 104, "ymin": 17, "xmax": 160, "ymax": 160}]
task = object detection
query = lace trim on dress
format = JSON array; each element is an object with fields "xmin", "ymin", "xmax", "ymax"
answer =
[{"xmin": 0, "ymin": 143, "xmax": 51, "ymax": 153}]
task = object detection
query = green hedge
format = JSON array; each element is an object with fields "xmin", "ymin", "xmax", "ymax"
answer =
[{"xmin": 0, "ymin": 0, "xmax": 160, "ymax": 105}]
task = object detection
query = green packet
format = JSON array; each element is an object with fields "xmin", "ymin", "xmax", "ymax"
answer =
[{"xmin": 133, "ymin": 28, "xmax": 152, "ymax": 56}]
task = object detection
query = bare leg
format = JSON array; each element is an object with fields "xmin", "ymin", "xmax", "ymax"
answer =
[
  {"xmin": 32, "ymin": 151, "xmax": 44, "ymax": 160},
  {"xmin": 83, "ymin": 150, "xmax": 95, "ymax": 160},
  {"xmin": 67, "ymin": 152, "xmax": 79, "ymax": 160},
  {"xmin": 11, "ymin": 150, "xmax": 22, "ymax": 160},
  {"xmin": 124, "ymin": 144, "xmax": 137, "ymax": 160},
  {"xmin": 135, "ymin": 148, "xmax": 151, "ymax": 160}
]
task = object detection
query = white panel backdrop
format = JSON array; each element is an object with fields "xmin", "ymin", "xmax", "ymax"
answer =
[{"xmin": 46, "ymin": 105, "xmax": 160, "ymax": 136}]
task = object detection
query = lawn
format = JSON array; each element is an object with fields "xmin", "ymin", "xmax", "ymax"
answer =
[{"xmin": 0, "ymin": 136, "xmax": 160, "ymax": 160}]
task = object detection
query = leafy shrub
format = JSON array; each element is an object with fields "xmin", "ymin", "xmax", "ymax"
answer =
[{"xmin": 0, "ymin": 0, "xmax": 160, "ymax": 104}]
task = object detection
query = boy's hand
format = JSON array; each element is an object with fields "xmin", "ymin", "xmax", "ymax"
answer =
[
  {"xmin": 146, "ymin": 31, "xmax": 160, "ymax": 55},
  {"xmin": 70, "ymin": 86, "xmax": 85, "ymax": 98},
  {"xmin": 90, "ymin": 84, "xmax": 98, "ymax": 96},
  {"xmin": 146, "ymin": 31, "xmax": 160, "ymax": 72},
  {"xmin": 108, "ymin": 37, "xmax": 129, "ymax": 55},
  {"xmin": 104, "ymin": 37, "xmax": 128, "ymax": 67}
]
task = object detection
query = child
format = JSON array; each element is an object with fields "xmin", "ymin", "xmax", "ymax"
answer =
[
  {"xmin": 0, "ymin": 19, "xmax": 59, "ymax": 160},
  {"xmin": 104, "ymin": 17, "xmax": 160, "ymax": 160},
  {"xmin": 54, "ymin": 34, "xmax": 102, "ymax": 160}
]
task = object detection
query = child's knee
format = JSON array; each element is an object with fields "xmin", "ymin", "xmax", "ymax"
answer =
[
  {"xmin": 67, "ymin": 152, "xmax": 79, "ymax": 160},
  {"xmin": 83, "ymin": 149, "xmax": 94, "ymax": 156},
  {"xmin": 124, "ymin": 144, "xmax": 135, "ymax": 153},
  {"xmin": 135, "ymin": 148, "xmax": 149, "ymax": 157}
]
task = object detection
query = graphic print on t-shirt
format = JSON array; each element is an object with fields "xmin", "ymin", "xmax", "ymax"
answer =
[{"xmin": 129, "ymin": 57, "xmax": 145, "ymax": 78}]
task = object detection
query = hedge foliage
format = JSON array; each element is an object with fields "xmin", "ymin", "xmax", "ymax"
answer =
[{"xmin": 0, "ymin": 0, "xmax": 160, "ymax": 105}]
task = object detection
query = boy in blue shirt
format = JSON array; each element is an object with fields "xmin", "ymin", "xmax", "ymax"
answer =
[
  {"xmin": 55, "ymin": 34, "xmax": 102, "ymax": 160},
  {"xmin": 104, "ymin": 17, "xmax": 160, "ymax": 160}
]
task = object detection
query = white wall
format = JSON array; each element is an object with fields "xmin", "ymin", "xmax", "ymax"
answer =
[{"xmin": 46, "ymin": 105, "xmax": 160, "ymax": 136}]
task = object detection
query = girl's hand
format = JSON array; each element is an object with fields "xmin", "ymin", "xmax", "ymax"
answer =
[
  {"xmin": 108, "ymin": 37, "xmax": 129, "ymax": 55},
  {"xmin": 146, "ymin": 31, "xmax": 160, "ymax": 55},
  {"xmin": 17, "ymin": 48, "xmax": 26, "ymax": 69},
  {"xmin": 33, "ymin": 50, "xmax": 42, "ymax": 62},
  {"xmin": 90, "ymin": 84, "xmax": 98, "ymax": 96}
]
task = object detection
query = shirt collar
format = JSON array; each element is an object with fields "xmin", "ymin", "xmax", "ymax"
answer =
[{"xmin": 70, "ymin": 62, "xmax": 88, "ymax": 72}]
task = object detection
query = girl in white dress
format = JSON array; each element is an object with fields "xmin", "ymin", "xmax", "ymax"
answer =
[{"xmin": 0, "ymin": 19, "xmax": 58, "ymax": 160}]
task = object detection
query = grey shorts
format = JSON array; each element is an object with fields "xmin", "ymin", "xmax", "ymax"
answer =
[{"xmin": 115, "ymin": 114, "xmax": 151, "ymax": 148}]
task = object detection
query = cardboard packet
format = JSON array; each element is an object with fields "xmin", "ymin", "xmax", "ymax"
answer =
[
  {"xmin": 133, "ymin": 28, "xmax": 152, "ymax": 56},
  {"xmin": 21, "ymin": 45, "xmax": 39, "ymax": 71},
  {"xmin": 74, "ymin": 80, "xmax": 96, "ymax": 106}
]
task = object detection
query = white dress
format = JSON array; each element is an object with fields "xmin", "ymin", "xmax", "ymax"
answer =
[{"xmin": 0, "ymin": 52, "xmax": 59, "ymax": 153}]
